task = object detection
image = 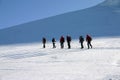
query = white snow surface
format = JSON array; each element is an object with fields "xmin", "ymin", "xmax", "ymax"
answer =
[{"xmin": 0, "ymin": 37, "xmax": 120, "ymax": 80}]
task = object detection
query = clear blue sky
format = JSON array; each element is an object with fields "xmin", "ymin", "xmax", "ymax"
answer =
[{"xmin": 0, "ymin": 0, "xmax": 105, "ymax": 29}]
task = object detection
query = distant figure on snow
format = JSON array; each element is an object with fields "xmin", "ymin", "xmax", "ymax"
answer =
[
  {"xmin": 42, "ymin": 37, "xmax": 46, "ymax": 48},
  {"xmin": 86, "ymin": 35, "xmax": 92, "ymax": 49},
  {"xmin": 60, "ymin": 36, "xmax": 65, "ymax": 49},
  {"xmin": 79, "ymin": 36, "xmax": 84, "ymax": 49},
  {"xmin": 66, "ymin": 35, "xmax": 72, "ymax": 49},
  {"xmin": 52, "ymin": 38, "xmax": 56, "ymax": 48}
]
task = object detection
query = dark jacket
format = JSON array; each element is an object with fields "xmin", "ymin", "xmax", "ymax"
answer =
[
  {"xmin": 52, "ymin": 38, "xmax": 56, "ymax": 43},
  {"xmin": 66, "ymin": 36, "xmax": 71, "ymax": 42},
  {"xmin": 42, "ymin": 37, "xmax": 46, "ymax": 43},
  {"xmin": 86, "ymin": 35, "xmax": 92, "ymax": 42},
  {"xmin": 79, "ymin": 36, "xmax": 84, "ymax": 43},
  {"xmin": 60, "ymin": 36, "xmax": 65, "ymax": 43}
]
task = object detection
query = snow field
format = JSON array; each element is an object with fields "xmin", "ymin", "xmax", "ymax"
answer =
[{"xmin": 0, "ymin": 37, "xmax": 120, "ymax": 80}]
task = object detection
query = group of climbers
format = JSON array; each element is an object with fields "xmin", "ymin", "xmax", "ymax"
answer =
[{"xmin": 42, "ymin": 34, "xmax": 92, "ymax": 49}]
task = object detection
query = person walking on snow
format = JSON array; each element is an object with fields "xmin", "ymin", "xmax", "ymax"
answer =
[
  {"xmin": 42, "ymin": 37, "xmax": 46, "ymax": 48},
  {"xmin": 52, "ymin": 38, "xmax": 56, "ymax": 48},
  {"xmin": 60, "ymin": 36, "xmax": 65, "ymax": 49},
  {"xmin": 86, "ymin": 35, "xmax": 92, "ymax": 49},
  {"xmin": 66, "ymin": 35, "xmax": 72, "ymax": 49},
  {"xmin": 79, "ymin": 36, "xmax": 84, "ymax": 49}
]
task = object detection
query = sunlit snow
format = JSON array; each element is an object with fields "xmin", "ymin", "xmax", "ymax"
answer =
[{"xmin": 0, "ymin": 37, "xmax": 120, "ymax": 80}]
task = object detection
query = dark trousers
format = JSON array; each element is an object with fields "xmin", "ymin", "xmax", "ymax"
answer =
[
  {"xmin": 60, "ymin": 42, "xmax": 64, "ymax": 49},
  {"xmin": 87, "ymin": 41, "xmax": 92, "ymax": 49},
  {"xmin": 43, "ymin": 43, "xmax": 46, "ymax": 48},
  {"xmin": 67, "ymin": 42, "xmax": 71, "ymax": 49},
  {"xmin": 53, "ymin": 43, "xmax": 56, "ymax": 48},
  {"xmin": 80, "ymin": 42, "xmax": 84, "ymax": 49}
]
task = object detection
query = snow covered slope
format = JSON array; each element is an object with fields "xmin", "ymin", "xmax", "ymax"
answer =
[
  {"xmin": 101, "ymin": 0, "xmax": 120, "ymax": 6},
  {"xmin": 0, "ymin": 0, "xmax": 120, "ymax": 45},
  {"xmin": 0, "ymin": 37, "xmax": 120, "ymax": 80}
]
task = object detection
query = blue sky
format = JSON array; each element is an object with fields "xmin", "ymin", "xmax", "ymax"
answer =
[{"xmin": 0, "ymin": 0, "xmax": 104, "ymax": 29}]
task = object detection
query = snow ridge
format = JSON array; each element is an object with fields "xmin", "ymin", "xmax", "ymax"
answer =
[{"xmin": 101, "ymin": 0, "xmax": 120, "ymax": 7}]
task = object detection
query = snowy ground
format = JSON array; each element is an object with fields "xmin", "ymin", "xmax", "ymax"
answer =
[{"xmin": 0, "ymin": 37, "xmax": 120, "ymax": 80}]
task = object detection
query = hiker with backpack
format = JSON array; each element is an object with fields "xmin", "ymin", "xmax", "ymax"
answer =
[
  {"xmin": 66, "ymin": 35, "xmax": 72, "ymax": 49},
  {"xmin": 60, "ymin": 36, "xmax": 65, "ymax": 49},
  {"xmin": 86, "ymin": 35, "xmax": 92, "ymax": 49},
  {"xmin": 52, "ymin": 38, "xmax": 56, "ymax": 48},
  {"xmin": 79, "ymin": 36, "xmax": 84, "ymax": 49},
  {"xmin": 42, "ymin": 37, "xmax": 46, "ymax": 48}
]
